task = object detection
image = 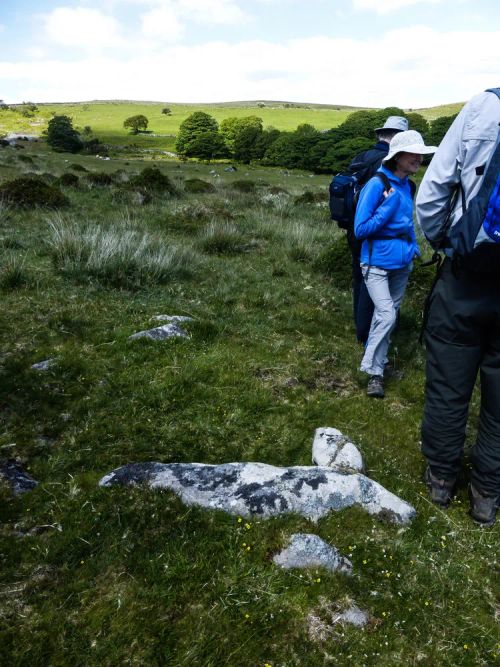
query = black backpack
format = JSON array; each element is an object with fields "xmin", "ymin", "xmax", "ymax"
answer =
[{"xmin": 328, "ymin": 150, "xmax": 384, "ymax": 230}]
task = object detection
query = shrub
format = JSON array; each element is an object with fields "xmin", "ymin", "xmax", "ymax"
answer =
[
  {"xmin": 312, "ymin": 234, "xmax": 351, "ymax": 289},
  {"xmin": 57, "ymin": 173, "xmax": 80, "ymax": 187},
  {"xmin": 184, "ymin": 179, "xmax": 216, "ymax": 194},
  {"xmin": 17, "ymin": 154, "xmax": 34, "ymax": 164},
  {"xmin": 230, "ymin": 179, "xmax": 257, "ymax": 193},
  {"xmin": 0, "ymin": 177, "xmax": 68, "ymax": 208},
  {"xmin": 128, "ymin": 167, "xmax": 178, "ymax": 195},
  {"xmin": 45, "ymin": 115, "xmax": 83, "ymax": 153},
  {"xmin": 69, "ymin": 163, "xmax": 88, "ymax": 173},
  {"xmin": 86, "ymin": 172, "xmax": 114, "ymax": 186},
  {"xmin": 48, "ymin": 218, "xmax": 201, "ymax": 288}
]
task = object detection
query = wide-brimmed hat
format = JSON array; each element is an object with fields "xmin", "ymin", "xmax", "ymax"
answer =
[
  {"xmin": 383, "ymin": 130, "xmax": 438, "ymax": 162},
  {"xmin": 374, "ymin": 116, "xmax": 408, "ymax": 133}
]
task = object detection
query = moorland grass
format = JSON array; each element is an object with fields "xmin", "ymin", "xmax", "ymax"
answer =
[{"xmin": 0, "ymin": 142, "xmax": 498, "ymax": 667}]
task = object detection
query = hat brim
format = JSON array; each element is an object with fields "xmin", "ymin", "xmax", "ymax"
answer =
[
  {"xmin": 374, "ymin": 126, "xmax": 405, "ymax": 133},
  {"xmin": 383, "ymin": 144, "xmax": 438, "ymax": 162}
]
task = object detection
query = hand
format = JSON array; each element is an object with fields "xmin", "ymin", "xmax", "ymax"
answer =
[{"xmin": 383, "ymin": 187, "xmax": 395, "ymax": 199}]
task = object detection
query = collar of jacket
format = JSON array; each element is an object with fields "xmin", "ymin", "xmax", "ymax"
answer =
[{"xmin": 379, "ymin": 164, "xmax": 409, "ymax": 186}]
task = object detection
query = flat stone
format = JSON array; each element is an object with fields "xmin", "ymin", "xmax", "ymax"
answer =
[
  {"xmin": 339, "ymin": 605, "xmax": 369, "ymax": 627},
  {"xmin": 128, "ymin": 323, "xmax": 188, "ymax": 341},
  {"xmin": 0, "ymin": 459, "xmax": 38, "ymax": 495},
  {"xmin": 150, "ymin": 315, "xmax": 194, "ymax": 323},
  {"xmin": 99, "ymin": 462, "xmax": 415, "ymax": 524},
  {"xmin": 31, "ymin": 358, "xmax": 57, "ymax": 371},
  {"xmin": 273, "ymin": 533, "xmax": 352, "ymax": 574},
  {"xmin": 312, "ymin": 427, "xmax": 364, "ymax": 473}
]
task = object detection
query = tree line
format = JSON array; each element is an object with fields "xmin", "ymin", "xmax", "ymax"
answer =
[{"xmin": 174, "ymin": 107, "xmax": 458, "ymax": 173}]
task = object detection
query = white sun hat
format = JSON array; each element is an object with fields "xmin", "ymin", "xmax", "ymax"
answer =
[{"xmin": 383, "ymin": 130, "xmax": 438, "ymax": 162}]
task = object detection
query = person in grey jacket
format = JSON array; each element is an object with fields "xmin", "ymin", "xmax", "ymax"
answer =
[{"xmin": 416, "ymin": 88, "xmax": 500, "ymax": 526}]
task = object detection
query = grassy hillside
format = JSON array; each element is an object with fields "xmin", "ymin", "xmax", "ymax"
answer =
[
  {"xmin": 0, "ymin": 99, "xmax": 465, "ymax": 153},
  {"xmin": 0, "ymin": 143, "xmax": 498, "ymax": 666}
]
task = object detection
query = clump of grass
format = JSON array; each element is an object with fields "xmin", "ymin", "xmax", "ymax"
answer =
[
  {"xmin": 285, "ymin": 222, "xmax": 318, "ymax": 262},
  {"xmin": 0, "ymin": 253, "xmax": 32, "ymax": 289},
  {"xmin": 229, "ymin": 179, "xmax": 257, "ymax": 193},
  {"xmin": 86, "ymin": 172, "xmax": 114, "ymax": 187},
  {"xmin": 47, "ymin": 217, "xmax": 201, "ymax": 288},
  {"xmin": 128, "ymin": 167, "xmax": 178, "ymax": 195},
  {"xmin": 199, "ymin": 221, "xmax": 245, "ymax": 254},
  {"xmin": 313, "ymin": 234, "xmax": 351, "ymax": 289},
  {"xmin": 69, "ymin": 163, "xmax": 88, "ymax": 173},
  {"xmin": 0, "ymin": 177, "xmax": 68, "ymax": 208},
  {"xmin": 17, "ymin": 154, "xmax": 34, "ymax": 164},
  {"xmin": 56, "ymin": 173, "xmax": 80, "ymax": 187},
  {"xmin": 184, "ymin": 178, "xmax": 216, "ymax": 194},
  {"xmin": 294, "ymin": 190, "xmax": 327, "ymax": 205},
  {"xmin": 0, "ymin": 236, "xmax": 24, "ymax": 249},
  {"xmin": 260, "ymin": 192, "xmax": 292, "ymax": 217}
]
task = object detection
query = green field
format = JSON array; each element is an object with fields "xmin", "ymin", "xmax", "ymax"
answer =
[
  {"xmin": 0, "ymin": 140, "xmax": 498, "ymax": 666},
  {"xmin": 0, "ymin": 99, "xmax": 465, "ymax": 153}
]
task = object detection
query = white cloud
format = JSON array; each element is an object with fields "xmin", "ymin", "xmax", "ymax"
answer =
[
  {"xmin": 43, "ymin": 7, "xmax": 123, "ymax": 49},
  {"xmin": 141, "ymin": 6, "xmax": 184, "ymax": 40},
  {"xmin": 352, "ymin": 0, "xmax": 441, "ymax": 13},
  {"xmin": 2, "ymin": 26, "xmax": 499, "ymax": 107},
  {"xmin": 176, "ymin": 0, "xmax": 248, "ymax": 24}
]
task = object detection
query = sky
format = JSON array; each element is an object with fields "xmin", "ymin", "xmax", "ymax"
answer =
[{"xmin": 0, "ymin": 0, "xmax": 499, "ymax": 108}]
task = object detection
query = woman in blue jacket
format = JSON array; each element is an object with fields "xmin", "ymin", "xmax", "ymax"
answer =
[{"xmin": 354, "ymin": 130, "xmax": 437, "ymax": 398}]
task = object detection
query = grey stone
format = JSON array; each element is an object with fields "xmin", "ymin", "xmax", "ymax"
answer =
[
  {"xmin": 99, "ymin": 461, "xmax": 415, "ymax": 524},
  {"xmin": 339, "ymin": 605, "xmax": 369, "ymax": 627},
  {"xmin": 150, "ymin": 315, "xmax": 194, "ymax": 323},
  {"xmin": 273, "ymin": 533, "xmax": 352, "ymax": 574},
  {"xmin": 31, "ymin": 358, "xmax": 57, "ymax": 371},
  {"xmin": 128, "ymin": 322, "xmax": 189, "ymax": 341},
  {"xmin": 312, "ymin": 427, "xmax": 364, "ymax": 473},
  {"xmin": 0, "ymin": 459, "xmax": 38, "ymax": 495}
]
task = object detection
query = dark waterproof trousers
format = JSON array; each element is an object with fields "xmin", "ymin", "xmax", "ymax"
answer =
[
  {"xmin": 421, "ymin": 258, "xmax": 500, "ymax": 496},
  {"xmin": 346, "ymin": 228, "xmax": 374, "ymax": 345}
]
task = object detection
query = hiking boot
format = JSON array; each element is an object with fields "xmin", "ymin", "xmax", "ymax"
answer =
[
  {"xmin": 468, "ymin": 484, "xmax": 499, "ymax": 527},
  {"xmin": 424, "ymin": 466, "xmax": 456, "ymax": 508},
  {"xmin": 366, "ymin": 375, "xmax": 384, "ymax": 398}
]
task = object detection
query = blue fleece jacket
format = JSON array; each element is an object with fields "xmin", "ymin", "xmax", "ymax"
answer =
[{"xmin": 354, "ymin": 165, "xmax": 419, "ymax": 270}]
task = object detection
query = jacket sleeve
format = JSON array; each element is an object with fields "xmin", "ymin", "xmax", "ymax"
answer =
[
  {"xmin": 354, "ymin": 178, "xmax": 399, "ymax": 239},
  {"xmin": 415, "ymin": 105, "xmax": 467, "ymax": 247}
]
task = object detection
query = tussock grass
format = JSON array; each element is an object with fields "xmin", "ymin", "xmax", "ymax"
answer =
[
  {"xmin": 0, "ymin": 252, "xmax": 32, "ymax": 288},
  {"xmin": 48, "ymin": 215, "xmax": 201, "ymax": 287},
  {"xmin": 199, "ymin": 221, "xmax": 246, "ymax": 254}
]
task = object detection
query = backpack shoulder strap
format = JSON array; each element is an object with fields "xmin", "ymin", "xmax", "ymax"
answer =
[
  {"xmin": 409, "ymin": 179, "xmax": 416, "ymax": 200},
  {"xmin": 374, "ymin": 171, "xmax": 391, "ymax": 193},
  {"xmin": 485, "ymin": 87, "xmax": 500, "ymax": 99}
]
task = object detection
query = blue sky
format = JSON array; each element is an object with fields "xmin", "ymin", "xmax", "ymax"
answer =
[{"xmin": 1, "ymin": 0, "xmax": 499, "ymax": 107}]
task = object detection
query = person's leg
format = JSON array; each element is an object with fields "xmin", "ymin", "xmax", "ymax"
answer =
[
  {"xmin": 360, "ymin": 267, "xmax": 397, "ymax": 377},
  {"xmin": 471, "ymin": 321, "xmax": 500, "ymax": 497},
  {"xmin": 421, "ymin": 261, "xmax": 483, "ymax": 482},
  {"xmin": 356, "ymin": 280, "xmax": 374, "ymax": 345}
]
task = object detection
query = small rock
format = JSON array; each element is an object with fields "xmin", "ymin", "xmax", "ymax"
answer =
[
  {"xmin": 0, "ymin": 459, "xmax": 38, "ymax": 495},
  {"xmin": 312, "ymin": 427, "xmax": 364, "ymax": 473},
  {"xmin": 31, "ymin": 358, "xmax": 57, "ymax": 371},
  {"xmin": 339, "ymin": 605, "xmax": 369, "ymax": 627},
  {"xmin": 129, "ymin": 323, "xmax": 189, "ymax": 341},
  {"xmin": 273, "ymin": 534, "xmax": 352, "ymax": 574},
  {"xmin": 150, "ymin": 315, "xmax": 193, "ymax": 323}
]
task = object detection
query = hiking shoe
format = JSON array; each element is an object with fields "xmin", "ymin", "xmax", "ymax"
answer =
[
  {"xmin": 366, "ymin": 375, "xmax": 384, "ymax": 398},
  {"xmin": 468, "ymin": 484, "xmax": 499, "ymax": 527},
  {"xmin": 424, "ymin": 466, "xmax": 456, "ymax": 508}
]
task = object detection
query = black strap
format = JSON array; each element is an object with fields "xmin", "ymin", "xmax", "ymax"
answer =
[
  {"xmin": 418, "ymin": 253, "xmax": 444, "ymax": 345},
  {"xmin": 485, "ymin": 87, "xmax": 500, "ymax": 99}
]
